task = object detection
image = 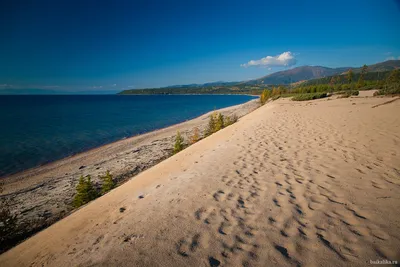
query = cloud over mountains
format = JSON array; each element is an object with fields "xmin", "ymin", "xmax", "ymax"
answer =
[{"xmin": 241, "ymin": 51, "xmax": 297, "ymax": 68}]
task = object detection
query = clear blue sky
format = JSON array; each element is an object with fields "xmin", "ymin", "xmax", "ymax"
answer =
[{"xmin": 1, "ymin": 0, "xmax": 399, "ymax": 92}]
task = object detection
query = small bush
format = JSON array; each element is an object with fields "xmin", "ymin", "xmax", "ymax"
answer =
[
  {"xmin": 101, "ymin": 170, "xmax": 114, "ymax": 194},
  {"xmin": 230, "ymin": 114, "xmax": 238, "ymax": 123},
  {"xmin": 374, "ymin": 88, "xmax": 400, "ymax": 96},
  {"xmin": 173, "ymin": 131, "xmax": 185, "ymax": 154},
  {"xmin": 190, "ymin": 127, "xmax": 200, "ymax": 144},
  {"xmin": 260, "ymin": 89, "xmax": 271, "ymax": 105},
  {"xmin": 73, "ymin": 175, "xmax": 98, "ymax": 208},
  {"xmin": 223, "ymin": 116, "xmax": 232, "ymax": 127},
  {"xmin": 292, "ymin": 92, "xmax": 328, "ymax": 101},
  {"xmin": 205, "ymin": 113, "xmax": 217, "ymax": 136},
  {"xmin": 215, "ymin": 113, "xmax": 224, "ymax": 132},
  {"xmin": 338, "ymin": 90, "xmax": 359, "ymax": 98},
  {"xmin": 223, "ymin": 114, "xmax": 238, "ymax": 127}
]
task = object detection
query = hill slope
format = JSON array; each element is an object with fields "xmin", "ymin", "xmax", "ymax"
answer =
[
  {"xmin": 242, "ymin": 60, "xmax": 400, "ymax": 85},
  {"xmin": 243, "ymin": 66, "xmax": 350, "ymax": 85}
]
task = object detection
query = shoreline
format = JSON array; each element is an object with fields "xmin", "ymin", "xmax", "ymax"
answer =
[
  {"xmin": 0, "ymin": 94, "xmax": 258, "ymax": 179},
  {"xmin": 0, "ymin": 98, "xmax": 260, "ymax": 251}
]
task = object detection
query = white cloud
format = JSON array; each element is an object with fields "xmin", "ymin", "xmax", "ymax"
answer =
[
  {"xmin": 111, "ymin": 84, "xmax": 116, "ymax": 87},
  {"xmin": 241, "ymin": 51, "xmax": 297, "ymax": 68}
]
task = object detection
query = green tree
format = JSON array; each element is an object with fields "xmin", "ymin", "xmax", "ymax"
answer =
[
  {"xmin": 215, "ymin": 113, "xmax": 224, "ymax": 132},
  {"xmin": 173, "ymin": 131, "xmax": 184, "ymax": 154},
  {"xmin": 205, "ymin": 113, "xmax": 216, "ymax": 136},
  {"xmin": 347, "ymin": 69, "xmax": 354, "ymax": 84},
  {"xmin": 73, "ymin": 175, "xmax": 98, "ymax": 208},
  {"xmin": 260, "ymin": 89, "xmax": 271, "ymax": 105},
  {"xmin": 101, "ymin": 170, "xmax": 114, "ymax": 194},
  {"xmin": 386, "ymin": 69, "xmax": 400, "ymax": 88},
  {"xmin": 357, "ymin": 64, "xmax": 368, "ymax": 88}
]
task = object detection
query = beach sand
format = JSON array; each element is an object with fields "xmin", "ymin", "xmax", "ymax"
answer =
[{"xmin": 1, "ymin": 95, "xmax": 400, "ymax": 266}]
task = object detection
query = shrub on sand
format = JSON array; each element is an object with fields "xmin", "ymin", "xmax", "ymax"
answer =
[
  {"xmin": 190, "ymin": 127, "xmax": 200, "ymax": 144},
  {"xmin": 173, "ymin": 131, "xmax": 185, "ymax": 154},
  {"xmin": 73, "ymin": 175, "xmax": 98, "ymax": 208},
  {"xmin": 215, "ymin": 113, "xmax": 225, "ymax": 132},
  {"xmin": 292, "ymin": 92, "xmax": 327, "ymax": 101},
  {"xmin": 101, "ymin": 170, "xmax": 114, "ymax": 194}
]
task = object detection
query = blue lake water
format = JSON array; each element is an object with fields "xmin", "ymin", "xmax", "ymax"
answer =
[{"xmin": 0, "ymin": 94, "xmax": 256, "ymax": 177}]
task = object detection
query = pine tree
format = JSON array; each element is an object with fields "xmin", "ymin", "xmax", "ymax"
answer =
[
  {"xmin": 101, "ymin": 170, "xmax": 114, "ymax": 194},
  {"xmin": 173, "ymin": 131, "xmax": 184, "ymax": 154},
  {"xmin": 215, "ymin": 113, "xmax": 224, "ymax": 132},
  {"xmin": 73, "ymin": 175, "xmax": 98, "ymax": 207},
  {"xmin": 357, "ymin": 65, "xmax": 368, "ymax": 88},
  {"xmin": 205, "ymin": 113, "xmax": 216, "ymax": 136}
]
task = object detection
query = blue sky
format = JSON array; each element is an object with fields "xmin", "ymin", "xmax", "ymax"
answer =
[{"xmin": 1, "ymin": 0, "xmax": 399, "ymax": 92}]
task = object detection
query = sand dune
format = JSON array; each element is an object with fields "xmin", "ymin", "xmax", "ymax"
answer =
[{"xmin": 1, "ymin": 96, "xmax": 399, "ymax": 267}]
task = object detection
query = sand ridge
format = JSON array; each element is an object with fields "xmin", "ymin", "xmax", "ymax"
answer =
[{"xmin": 1, "ymin": 96, "xmax": 399, "ymax": 266}]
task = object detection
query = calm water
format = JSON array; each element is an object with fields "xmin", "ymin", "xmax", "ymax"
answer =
[{"xmin": 0, "ymin": 95, "xmax": 256, "ymax": 177}]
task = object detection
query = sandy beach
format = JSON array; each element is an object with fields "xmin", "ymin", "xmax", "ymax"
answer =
[{"xmin": 1, "ymin": 94, "xmax": 400, "ymax": 266}]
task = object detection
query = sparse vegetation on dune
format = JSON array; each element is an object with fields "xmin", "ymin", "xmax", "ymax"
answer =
[
  {"xmin": 173, "ymin": 131, "xmax": 185, "ymax": 154},
  {"xmin": 73, "ymin": 175, "xmax": 99, "ymax": 208},
  {"xmin": 374, "ymin": 88, "xmax": 400, "ymax": 96},
  {"xmin": 190, "ymin": 127, "xmax": 200, "ymax": 144},
  {"xmin": 336, "ymin": 90, "xmax": 359, "ymax": 98},
  {"xmin": 255, "ymin": 68, "xmax": 399, "ymax": 103},
  {"xmin": 291, "ymin": 92, "xmax": 328, "ymax": 101},
  {"xmin": 101, "ymin": 170, "xmax": 115, "ymax": 194},
  {"xmin": 374, "ymin": 69, "xmax": 400, "ymax": 96}
]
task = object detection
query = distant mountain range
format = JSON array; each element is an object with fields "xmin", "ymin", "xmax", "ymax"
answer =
[
  {"xmin": 151, "ymin": 60, "xmax": 400, "ymax": 89},
  {"xmin": 241, "ymin": 60, "xmax": 400, "ymax": 85},
  {"xmin": 242, "ymin": 66, "xmax": 351, "ymax": 85}
]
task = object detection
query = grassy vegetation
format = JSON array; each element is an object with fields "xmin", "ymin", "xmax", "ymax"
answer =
[
  {"xmin": 173, "ymin": 131, "xmax": 185, "ymax": 154},
  {"xmin": 373, "ymin": 69, "xmax": 400, "ymax": 96},
  {"xmin": 373, "ymin": 88, "xmax": 400, "ymax": 96},
  {"xmin": 256, "ymin": 68, "xmax": 399, "ymax": 103},
  {"xmin": 292, "ymin": 92, "xmax": 328, "ymax": 101},
  {"xmin": 336, "ymin": 90, "xmax": 360, "ymax": 98}
]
